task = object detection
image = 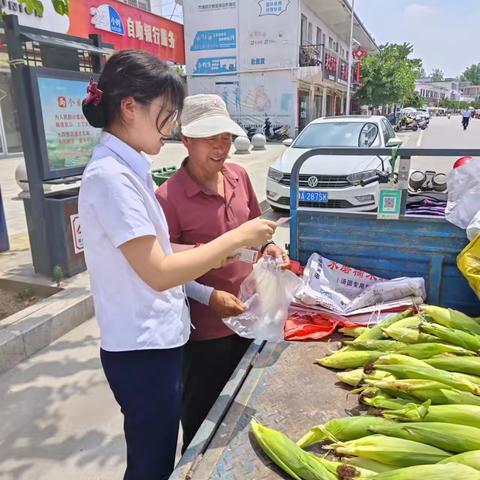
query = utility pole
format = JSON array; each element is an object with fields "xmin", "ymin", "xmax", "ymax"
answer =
[{"xmin": 346, "ymin": 0, "xmax": 356, "ymax": 115}]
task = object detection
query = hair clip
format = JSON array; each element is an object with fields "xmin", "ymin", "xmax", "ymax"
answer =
[{"xmin": 85, "ymin": 79, "xmax": 103, "ymax": 106}]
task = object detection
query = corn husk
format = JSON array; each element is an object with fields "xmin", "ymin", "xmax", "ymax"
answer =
[
  {"xmin": 329, "ymin": 434, "xmax": 450, "ymax": 466},
  {"xmin": 337, "ymin": 368, "xmax": 393, "ymax": 387},
  {"xmin": 361, "ymin": 394, "xmax": 417, "ymax": 410},
  {"xmin": 342, "ymin": 456, "xmax": 396, "ymax": 473},
  {"xmin": 373, "ymin": 363, "xmax": 480, "ymax": 394},
  {"xmin": 421, "ymin": 305, "xmax": 480, "ymax": 335},
  {"xmin": 317, "ymin": 350, "xmax": 385, "ymax": 369},
  {"xmin": 352, "ymin": 309, "xmax": 413, "ymax": 343},
  {"xmin": 420, "ymin": 321, "xmax": 480, "ymax": 352},
  {"xmin": 382, "ymin": 401, "xmax": 480, "ymax": 429},
  {"xmin": 370, "ymin": 421, "xmax": 480, "ymax": 453},
  {"xmin": 251, "ymin": 419, "xmax": 337, "ymax": 480},
  {"xmin": 425, "ymin": 354, "xmax": 480, "ymax": 376},
  {"xmin": 296, "ymin": 416, "xmax": 396, "ymax": 448},
  {"xmin": 339, "ymin": 326, "xmax": 367, "ymax": 338},
  {"xmin": 440, "ymin": 388, "xmax": 480, "ymax": 406},
  {"xmin": 439, "ymin": 450, "xmax": 480, "ymax": 470},
  {"xmin": 382, "ymin": 325, "xmax": 440, "ymax": 344},
  {"xmin": 345, "ymin": 340, "xmax": 407, "ymax": 352},
  {"xmin": 373, "ymin": 463, "xmax": 480, "ymax": 479}
]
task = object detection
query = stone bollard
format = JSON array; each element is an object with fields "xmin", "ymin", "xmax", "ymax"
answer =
[
  {"xmin": 251, "ymin": 133, "xmax": 267, "ymax": 151},
  {"xmin": 234, "ymin": 136, "xmax": 251, "ymax": 155}
]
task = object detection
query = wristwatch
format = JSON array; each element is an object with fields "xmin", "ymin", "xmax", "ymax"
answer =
[{"xmin": 260, "ymin": 240, "xmax": 275, "ymax": 254}]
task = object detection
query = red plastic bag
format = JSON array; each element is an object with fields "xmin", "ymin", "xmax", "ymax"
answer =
[{"xmin": 284, "ymin": 310, "xmax": 344, "ymax": 341}]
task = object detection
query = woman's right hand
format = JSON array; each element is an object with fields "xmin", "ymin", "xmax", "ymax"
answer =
[{"xmin": 234, "ymin": 218, "xmax": 277, "ymax": 248}]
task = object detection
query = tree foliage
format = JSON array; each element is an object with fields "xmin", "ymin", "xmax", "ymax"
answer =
[
  {"xmin": 404, "ymin": 91, "xmax": 425, "ymax": 109},
  {"xmin": 430, "ymin": 69, "xmax": 444, "ymax": 82},
  {"xmin": 355, "ymin": 43, "xmax": 423, "ymax": 107},
  {"xmin": 461, "ymin": 64, "xmax": 480, "ymax": 85}
]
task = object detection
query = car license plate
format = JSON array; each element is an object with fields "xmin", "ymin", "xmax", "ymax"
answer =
[{"xmin": 298, "ymin": 191, "xmax": 329, "ymax": 203}]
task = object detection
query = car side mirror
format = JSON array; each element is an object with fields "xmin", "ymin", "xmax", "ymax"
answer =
[
  {"xmin": 386, "ymin": 137, "xmax": 403, "ymax": 147},
  {"xmin": 282, "ymin": 138, "xmax": 293, "ymax": 147}
]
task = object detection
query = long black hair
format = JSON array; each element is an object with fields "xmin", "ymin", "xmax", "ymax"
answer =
[{"xmin": 83, "ymin": 50, "xmax": 184, "ymax": 132}]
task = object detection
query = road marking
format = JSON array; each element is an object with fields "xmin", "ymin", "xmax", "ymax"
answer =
[{"xmin": 416, "ymin": 128, "xmax": 424, "ymax": 147}]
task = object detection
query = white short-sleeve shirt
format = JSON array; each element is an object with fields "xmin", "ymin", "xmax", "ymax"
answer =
[{"xmin": 79, "ymin": 133, "xmax": 211, "ymax": 351}]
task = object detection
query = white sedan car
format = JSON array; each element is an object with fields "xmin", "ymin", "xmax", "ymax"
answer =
[{"xmin": 266, "ymin": 116, "xmax": 402, "ymax": 212}]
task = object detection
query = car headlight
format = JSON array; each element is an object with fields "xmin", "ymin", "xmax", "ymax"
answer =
[
  {"xmin": 268, "ymin": 167, "xmax": 284, "ymax": 183},
  {"xmin": 347, "ymin": 170, "xmax": 379, "ymax": 186}
]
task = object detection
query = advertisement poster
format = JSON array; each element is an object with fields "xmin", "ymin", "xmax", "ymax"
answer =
[
  {"xmin": 324, "ymin": 50, "xmax": 338, "ymax": 82},
  {"xmin": 183, "ymin": 0, "xmax": 239, "ymax": 75},
  {"xmin": 238, "ymin": 0, "xmax": 298, "ymax": 71},
  {"xmin": 2, "ymin": 0, "xmax": 185, "ymax": 65},
  {"xmin": 189, "ymin": 71, "xmax": 296, "ymax": 137},
  {"xmin": 37, "ymin": 76, "xmax": 101, "ymax": 172}
]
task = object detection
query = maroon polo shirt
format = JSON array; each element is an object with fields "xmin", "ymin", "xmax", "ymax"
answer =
[{"xmin": 156, "ymin": 162, "xmax": 262, "ymax": 341}]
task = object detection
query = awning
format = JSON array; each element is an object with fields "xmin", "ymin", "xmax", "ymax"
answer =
[{"xmin": 20, "ymin": 31, "xmax": 112, "ymax": 54}]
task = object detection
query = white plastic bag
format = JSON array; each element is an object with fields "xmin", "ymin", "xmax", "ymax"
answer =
[
  {"xmin": 223, "ymin": 256, "xmax": 302, "ymax": 341},
  {"xmin": 445, "ymin": 158, "xmax": 480, "ymax": 229},
  {"xmin": 467, "ymin": 210, "xmax": 480, "ymax": 241},
  {"xmin": 295, "ymin": 253, "xmax": 426, "ymax": 314}
]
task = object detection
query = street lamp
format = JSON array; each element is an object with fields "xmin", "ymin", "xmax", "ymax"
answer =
[{"xmin": 346, "ymin": 0, "xmax": 355, "ymax": 115}]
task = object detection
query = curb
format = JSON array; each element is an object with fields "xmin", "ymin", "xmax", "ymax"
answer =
[{"xmin": 0, "ymin": 284, "xmax": 94, "ymax": 374}]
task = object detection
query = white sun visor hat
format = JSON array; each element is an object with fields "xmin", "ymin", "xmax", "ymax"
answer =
[{"xmin": 181, "ymin": 94, "xmax": 246, "ymax": 138}]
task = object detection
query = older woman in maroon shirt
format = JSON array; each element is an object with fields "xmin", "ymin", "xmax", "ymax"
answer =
[{"xmin": 156, "ymin": 94, "xmax": 289, "ymax": 452}]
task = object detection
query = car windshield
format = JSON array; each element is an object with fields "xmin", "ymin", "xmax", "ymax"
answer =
[{"xmin": 293, "ymin": 122, "xmax": 381, "ymax": 148}]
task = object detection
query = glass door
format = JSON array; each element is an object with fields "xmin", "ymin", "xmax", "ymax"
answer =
[{"xmin": 0, "ymin": 72, "xmax": 23, "ymax": 155}]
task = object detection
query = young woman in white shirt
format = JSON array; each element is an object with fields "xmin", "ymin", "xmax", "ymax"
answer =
[{"xmin": 79, "ymin": 50, "xmax": 276, "ymax": 480}]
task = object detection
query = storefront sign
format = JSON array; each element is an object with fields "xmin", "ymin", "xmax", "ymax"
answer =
[
  {"xmin": 37, "ymin": 75, "xmax": 101, "ymax": 173},
  {"xmin": 4, "ymin": 0, "xmax": 185, "ymax": 64},
  {"xmin": 324, "ymin": 50, "xmax": 338, "ymax": 82}
]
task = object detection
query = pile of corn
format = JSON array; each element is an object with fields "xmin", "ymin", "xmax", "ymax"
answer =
[{"xmin": 251, "ymin": 305, "xmax": 480, "ymax": 479}]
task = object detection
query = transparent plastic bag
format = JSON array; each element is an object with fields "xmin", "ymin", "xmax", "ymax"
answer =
[
  {"xmin": 445, "ymin": 158, "xmax": 480, "ymax": 229},
  {"xmin": 223, "ymin": 256, "xmax": 302, "ymax": 341}
]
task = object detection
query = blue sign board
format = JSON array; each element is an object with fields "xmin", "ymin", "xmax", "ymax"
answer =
[
  {"xmin": 191, "ymin": 28, "xmax": 237, "ymax": 51},
  {"xmin": 194, "ymin": 56, "xmax": 238, "ymax": 75}
]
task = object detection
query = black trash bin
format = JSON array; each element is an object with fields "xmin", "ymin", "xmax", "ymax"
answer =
[{"xmin": 24, "ymin": 187, "xmax": 86, "ymax": 277}]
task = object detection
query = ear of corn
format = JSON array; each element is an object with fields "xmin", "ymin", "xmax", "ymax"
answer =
[
  {"xmin": 395, "ymin": 342, "xmax": 474, "ymax": 358},
  {"xmin": 373, "ymin": 363, "xmax": 480, "ymax": 394},
  {"xmin": 313, "ymin": 457, "xmax": 377, "ymax": 479},
  {"xmin": 382, "ymin": 325, "xmax": 440, "ymax": 344},
  {"xmin": 342, "ymin": 456, "xmax": 396, "ymax": 473},
  {"xmin": 317, "ymin": 350, "xmax": 385, "ymax": 369},
  {"xmin": 369, "ymin": 421, "xmax": 480, "ymax": 453},
  {"xmin": 440, "ymin": 388, "xmax": 480, "ymax": 406},
  {"xmin": 296, "ymin": 416, "xmax": 397, "ymax": 448},
  {"xmin": 384, "ymin": 402, "xmax": 480, "ymax": 429},
  {"xmin": 374, "ymin": 353, "xmax": 437, "ymax": 368},
  {"xmin": 352, "ymin": 309, "xmax": 413, "ymax": 343},
  {"xmin": 373, "ymin": 463, "xmax": 480, "ymax": 480},
  {"xmin": 337, "ymin": 368, "xmax": 393, "ymax": 387},
  {"xmin": 361, "ymin": 394, "xmax": 417, "ymax": 410},
  {"xmin": 420, "ymin": 321, "xmax": 480, "ymax": 352},
  {"xmin": 329, "ymin": 434, "xmax": 450, "ymax": 466},
  {"xmin": 439, "ymin": 450, "xmax": 480, "ymax": 470},
  {"xmin": 421, "ymin": 305, "xmax": 480, "ymax": 336},
  {"xmin": 386, "ymin": 315, "xmax": 422, "ymax": 330},
  {"xmin": 425, "ymin": 355, "xmax": 480, "ymax": 376},
  {"xmin": 363, "ymin": 378, "xmax": 455, "ymax": 403},
  {"xmin": 250, "ymin": 419, "xmax": 338, "ymax": 480},
  {"xmin": 339, "ymin": 326, "xmax": 368, "ymax": 338},
  {"xmin": 345, "ymin": 340, "xmax": 407, "ymax": 352}
]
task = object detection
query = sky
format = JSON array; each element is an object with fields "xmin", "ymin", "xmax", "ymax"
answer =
[
  {"xmin": 158, "ymin": 1, "xmax": 480, "ymax": 79},
  {"xmin": 355, "ymin": 0, "xmax": 480, "ymax": 78}
]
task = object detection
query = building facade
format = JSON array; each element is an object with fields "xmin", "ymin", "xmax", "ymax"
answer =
[
  {"xmin": 180, "ymin": 0, "xmax": 377, "ymax": 136},
  {"xmin": 0, "ymin": 0, "xmax": 185, "ymax": 157},
  {"xmin": 415, "ymin": 78, "xmax": 476, "ymax": 106}
]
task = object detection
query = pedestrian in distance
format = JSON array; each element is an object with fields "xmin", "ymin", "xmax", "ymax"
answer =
[
  {"xmin": 79, "ymin": 50, "xmax": 277, "ymax": 480},
  {"xmin": 462, "ymin": 108, "xmax": 471, "ymax": 130}
]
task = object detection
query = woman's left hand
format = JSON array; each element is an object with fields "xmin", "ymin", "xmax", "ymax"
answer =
[{"xmin": 264, "ymin": 244, "xmax": 291, "ymax": 270}]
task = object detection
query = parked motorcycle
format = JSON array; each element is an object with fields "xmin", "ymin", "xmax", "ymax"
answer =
[
  {"xmin": 263, "ymin": 117, "xmax": 290, "ymax": 141},
  {"xmin": 394, "ymin": 115, "xmax": 419, "ymax": 132}
]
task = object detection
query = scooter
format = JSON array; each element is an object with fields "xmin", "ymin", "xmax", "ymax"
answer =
[
  {"xmin": 394, "ymin": 115, "xmax": 418, "ymax": 132},
  {"xmin": 263, "ymin": 118, "xmax": 290, "ymax": 141}
]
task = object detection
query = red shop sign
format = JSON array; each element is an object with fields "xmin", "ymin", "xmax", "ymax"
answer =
[{"xmin": 69, "ymin": 1, "xmax": 185, "ymax": 65}]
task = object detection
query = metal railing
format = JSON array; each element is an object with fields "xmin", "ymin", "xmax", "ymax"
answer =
[
  {"xmin": 289, "ymin": 147, "xmax": 480, "ymax": 258},
  {"xmin": 299, "ymin": 43, "xmax": 323, "ymax": 67}
]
